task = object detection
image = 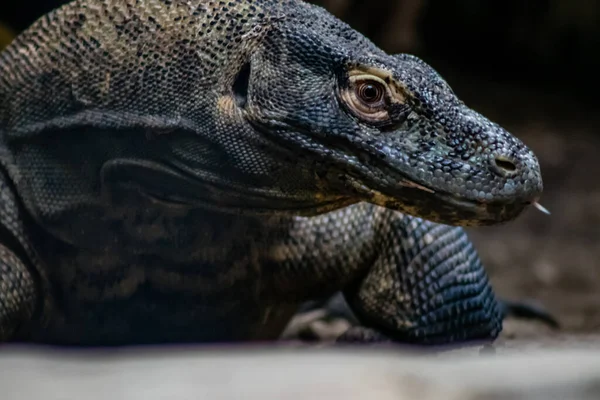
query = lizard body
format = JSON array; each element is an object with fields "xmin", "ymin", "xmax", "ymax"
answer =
[{"xmin": 0, "ymin": 0, "xmax": 543, "ymax": 345}]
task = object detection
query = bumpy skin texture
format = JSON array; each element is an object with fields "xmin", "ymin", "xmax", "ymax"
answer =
[
  {"xmin": 0, "ymin": 0, "xmax": 543, "ymax": 346},
  {"xmin": 0, "ymin": 244, "xmax": 36, "ymax": 341}
]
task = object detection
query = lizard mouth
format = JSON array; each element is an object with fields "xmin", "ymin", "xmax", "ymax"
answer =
[
  {"xmin": 122, "ymin": 158, "xmax": 528, "ymax": 224},
  {"xmin": 344, "ymin": 174, "xmax": 532, "ymax": 226}
]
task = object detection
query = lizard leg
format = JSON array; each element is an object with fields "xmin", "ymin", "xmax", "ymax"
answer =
[
  {"xmin": 288, "ymin": 294, "xmax": 559, "ymax": 342},
  {"xmin": 338, "ymin": 216, "xmax": 503, "ymax": 346},
  {"xmin": 0, "ymin": 243, "xmax": 37, "ymax": 341}
]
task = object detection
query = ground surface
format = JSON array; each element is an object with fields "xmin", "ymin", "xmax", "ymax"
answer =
[{"xmin": 4, "ymin": 344, "xmax": 600, "ymax": 400}]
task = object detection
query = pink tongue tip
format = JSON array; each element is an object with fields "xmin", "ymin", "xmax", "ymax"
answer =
[{"xmin": 532, "ymin": 201, "xmax": 551, "ymax": 215}]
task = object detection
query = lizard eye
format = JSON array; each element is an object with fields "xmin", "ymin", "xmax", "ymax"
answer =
[{"xmin": 341, "ymin": 74, "xmax": 394, "ymax": 124}]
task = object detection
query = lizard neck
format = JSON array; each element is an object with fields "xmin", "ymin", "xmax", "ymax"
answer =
[{"xmin": 0, "ymin": 120, "xmax": 355, "ymax": 254}]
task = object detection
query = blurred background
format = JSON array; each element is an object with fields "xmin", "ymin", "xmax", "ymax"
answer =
[{"xmin": 1, "ymin": 0, "xmax": 599, "ymax": 339}]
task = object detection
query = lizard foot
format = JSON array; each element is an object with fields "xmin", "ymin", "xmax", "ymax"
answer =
[{"xmin": 286, "ymin": 296, "xmax": 559, "ymax": 345}]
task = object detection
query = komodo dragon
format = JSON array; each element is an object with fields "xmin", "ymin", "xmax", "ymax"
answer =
[{"xmin": 0, "ymin": 0, "xmax": 550, "ymax": 346}]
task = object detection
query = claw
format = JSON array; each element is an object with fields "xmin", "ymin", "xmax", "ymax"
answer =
[{"xmin": 499, "ymin": 299, "xmax": 560, "ymax": 329}]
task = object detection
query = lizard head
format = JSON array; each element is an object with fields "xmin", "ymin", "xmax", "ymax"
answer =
[
  {"xmin": 0, "ymin": 0, "xmax": 542, "ymax": 228},
  {"xmin": 237, "ymin": 3, "xmax": 543, "ymax": 226}
]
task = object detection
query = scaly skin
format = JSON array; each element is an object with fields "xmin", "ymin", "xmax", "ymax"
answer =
[{"xmin": 0, "ymin": 0, "xmax": 543, "ymax": 346}]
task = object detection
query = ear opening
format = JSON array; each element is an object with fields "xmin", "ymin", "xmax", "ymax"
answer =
[{"xmin": 232, "ymin": 60, "xmax": 251, "ymax": 109}]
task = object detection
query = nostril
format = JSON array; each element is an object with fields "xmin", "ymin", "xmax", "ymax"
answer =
[
  {"xmin": 491, "ymin": 156, "xmax": 517, "ymax": 176},
  {"xmin": 495, "ymin": 158, "xmax": 517, "ymax": 171}
]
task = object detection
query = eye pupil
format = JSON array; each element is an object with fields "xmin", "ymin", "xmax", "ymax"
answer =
[
  {"xmin": 358, "ymin": 82, "xmax": 383, "ymax": 104},
  {"xmin": 364, "ymin": 86, "xmax": 377, "ymax": 99}
]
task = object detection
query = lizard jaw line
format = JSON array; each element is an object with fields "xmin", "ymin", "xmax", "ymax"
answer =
[{"xmin": 344, "ymin": 175, "xmax": 494, "ymax": 218}]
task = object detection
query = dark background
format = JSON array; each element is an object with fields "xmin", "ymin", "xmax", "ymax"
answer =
[{"xmin": 2, "ymin": 0, "xmax": 599, "ymax": 337}]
